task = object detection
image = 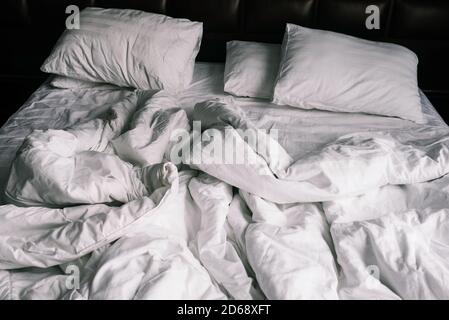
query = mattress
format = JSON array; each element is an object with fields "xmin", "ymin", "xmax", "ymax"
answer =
[{"xmin": 1, "ymin": 62, "xmax": 449, "ymax": 300}]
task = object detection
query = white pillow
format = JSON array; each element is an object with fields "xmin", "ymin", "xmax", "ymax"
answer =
[
  {"xmin": 41, "ymin": 7, "xmax": 203, "ymax": 93},
  {"xmin": 273, "ymin": 24, "xmax": 424, "ymax": 123},
  {"xmin": 224, "ymin": 41, "xmax": 280, "ymax": 99}
]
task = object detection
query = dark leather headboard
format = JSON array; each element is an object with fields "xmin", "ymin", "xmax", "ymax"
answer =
[{"xmin": 2, "ymin": 0, "xmax": 449, "ymax": 95}]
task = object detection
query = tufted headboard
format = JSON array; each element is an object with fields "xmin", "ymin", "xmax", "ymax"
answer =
[{"xmin": 2, "ymin": 0, "xmax": 449, "ymax": 96}]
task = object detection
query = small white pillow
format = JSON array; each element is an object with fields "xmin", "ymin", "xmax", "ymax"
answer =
[
  {"xmin": 41, "ymin": 7, "xmax": 203, "ymax": 93},
  {"xmin": 273, "ymin": 24, "xmax": 424, "ymax": 123},
  {"xmin": 224, "ymin": 41, "xmax": 280, "ymax": 99}
]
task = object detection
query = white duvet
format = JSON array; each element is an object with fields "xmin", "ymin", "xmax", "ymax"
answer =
[{"xmin": 1, "ymin": 64, "xmax": 449, "ymax": 300}]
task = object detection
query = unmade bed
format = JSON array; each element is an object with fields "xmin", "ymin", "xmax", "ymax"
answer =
[
  {"xmin": 1, "ymin": 60, "xmax": 449, "ymax": 300},
  {"xmin": 2, "ymin": 1, "xmax": 449, "ymax": 301}
]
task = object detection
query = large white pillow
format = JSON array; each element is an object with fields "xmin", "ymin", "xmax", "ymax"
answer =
[
  {"xmin": 273, "ymin": 24, "xmax": 424, "ymax": 123},
  {"xmin": 41, "ymin": 7, "xmax": 203, "ymax": 93},
  {"xmin": 224, "ymin": 41, "xmax": 280, "ymax": 99}
]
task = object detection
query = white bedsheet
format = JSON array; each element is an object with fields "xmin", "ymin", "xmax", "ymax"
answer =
[{"xmin": 0, "ymin": 62, "xmax": 448, "ymax": 300}]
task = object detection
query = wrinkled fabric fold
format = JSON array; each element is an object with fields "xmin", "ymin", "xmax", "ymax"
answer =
[{"xmin": 2, "ymin": 93, "xmax": 449, "ymax": 300}]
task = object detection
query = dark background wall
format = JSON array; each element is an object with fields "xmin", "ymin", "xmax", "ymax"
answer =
[{"xmin": 1, "ymin": 0, "xmax": 448, "ymax": 125}]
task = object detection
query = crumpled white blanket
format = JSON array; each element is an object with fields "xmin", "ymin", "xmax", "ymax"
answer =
[
  {"xmin": 186, "ymin": 99, "xmax": 449, "ymax": 203},
  {"xmin": 2, "ymin": 94, "xmax": 449, "ymax": 300}
]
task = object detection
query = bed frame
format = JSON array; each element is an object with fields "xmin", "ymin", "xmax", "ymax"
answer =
[{"xmin": 1, "ymin": 0, "xmax": 448, "ymax": 119}]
